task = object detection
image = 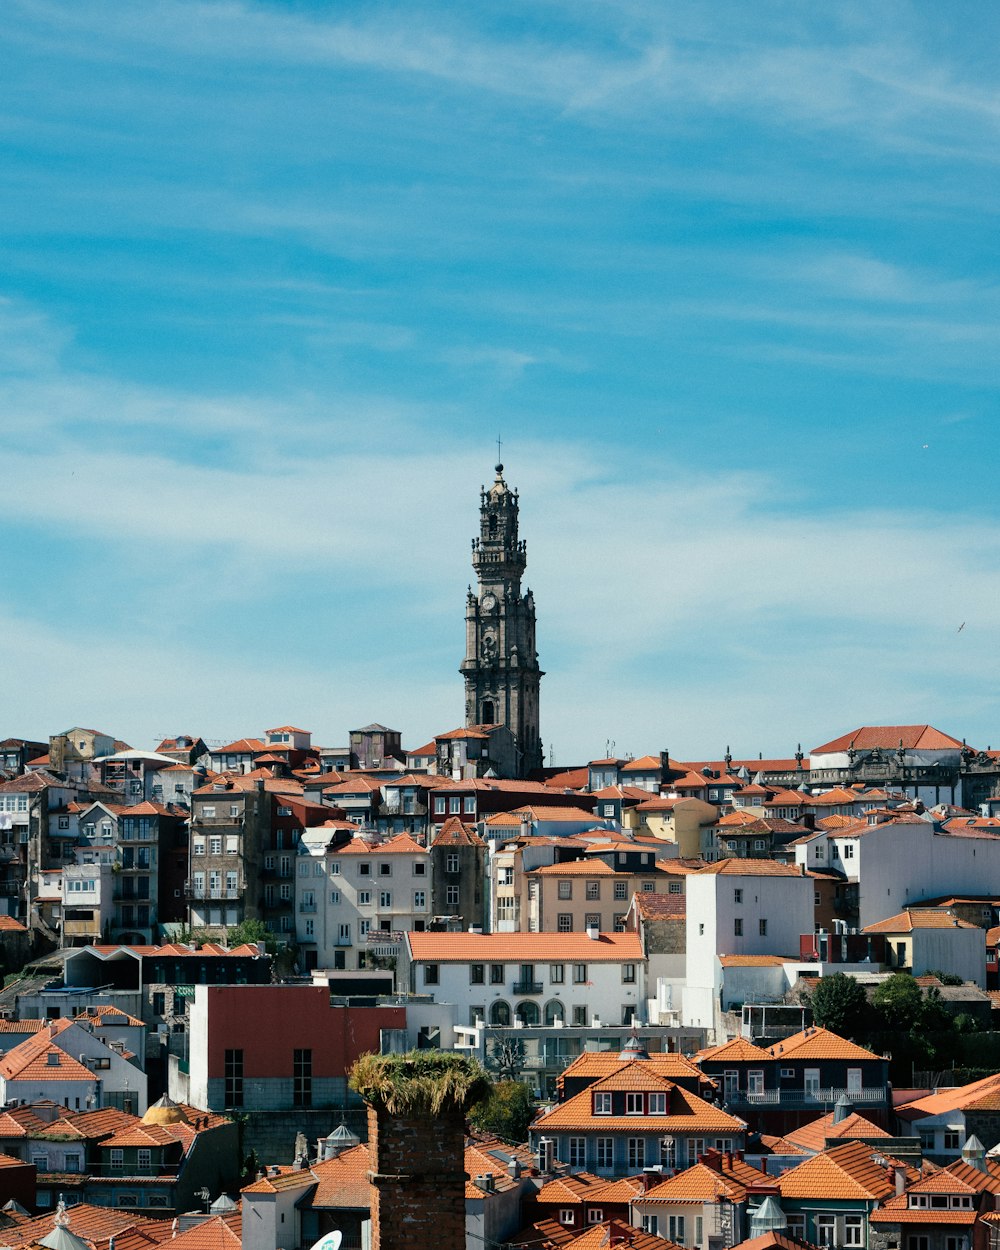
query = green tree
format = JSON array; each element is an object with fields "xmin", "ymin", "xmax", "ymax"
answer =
[
  {"xmin": 872, "ymin": 973, "xmax": 923, "ymax": 1030},
  {"xmin": 809, "ymin": 973, "xmax": 868, "ymax": 1037},
  {"xmin": 469, "ymin": 1080, "xmax": 536, "ymax": 1144},
  {"xmin": 226, "ymin": 918, "xmax": 275, "ymax": 951},
  {"xmin": 926, "ymin": 969, "xmax": 963, "ymax": 986}
]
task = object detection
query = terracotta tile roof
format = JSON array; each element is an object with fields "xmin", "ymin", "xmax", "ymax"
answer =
[
  {"xmin": 542, "ymin": 768, "xmax": 591, "ymax": 790},
  {"xmin": 811, "ymin": 726, "xmax": 965, "ymax": 753},
  {"xmin": 698, "ymin": 1037, "xmax": 774, "ymax": 1064},
  {"xmin": 241, "ymin": 1166, "xmax": 316, "ymax": 1194},
  {"xmin": 531, "ymin": 861, "xmax": 619, "ymax": 877},
  {"xmin": 407, "ymin": 931, "xmax": 642, "ymax": 962},
  {"xmin": 868, "ymin": 1194, "xmax": 978, "ymax": 1225},
  {"xmin": 695, "ymin": 858, "xmax": 805, "ymax": 877},
  {"xmin": 0, "ymin": 1033, "xmax": 97, "ymax": 1083},
  {"xmin": 656, "ymin": 859, "xmax": 702, "ymax": 874},
  {"xmin": 731, "ymin": 1235, "xmax": 822, "ymax": 1250},
  {"xmin": 622, "ymin": 756, "xmax": 663, "ymax": 772},
  {"xmin": 168, "ymin": 1212, "xmax": 242, "ymax": 1249},
  {"xmin": 777, "ymin": 1140, "xmax": 902, "ymax": 1200},
  {"xmin": 638, "ymin": 1154, "xmax": 772, "ymax": 1204},
  {"xmin": 770, "ymin": 1110, "xmax": 890, "ymax": 1154},
  {"xmin": 817, "ymin": 814, "xmax": 861, "ymax": 830},
  {"xmin": 767, "ymin": 1027, "xmax": 882, "ymax": 1063},
  {"xmin": 74, "ymin": 1006, "xmax": 145, "ymax": 1027},
  {"xmin": 0, "ymin": 1018, "xmax": 46, "ymax": 1033},
  {"xmin": 337, "ymin": 833, "xmax": 427, "ymax": 855},
  {"xmin": 0, "ymin": 915, "xmax": 28, "ymax": 932},
  {"xmin": 559, "ymin": 1220, "xmax": 682, "ymax": 1250},
  {"xmin": 630, "ymin": 893, "xmax": 686, "ymax": 920},
  {"xmin": 863, "ymin": 909, "xmax": 980, "ymax": 934},
  {"xmin": 0, "ymin": 1201, "xmax": 145, "ymax": 1249},
  {"xmin": 307, "ymin": 1143, "xmax": 373, "ymax": 1208},
  {"xmin": 533, "ymin": 1068, "xmax": 745, "ymax": 1135},
  {"xmin": 431, "ymin": 816, "xmax": 486, "ymax": 847}
]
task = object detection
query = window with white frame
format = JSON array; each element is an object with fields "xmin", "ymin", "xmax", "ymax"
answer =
[
  {"xmin": 379, "ymin": 890, "xmax": 391, "ymax": 908},
  {"xmin": 567, "ymin": 1137, "xmax": 586, "ymax": 1166},
  {"xmin": 649, "ymin": 1092, "xmax": 666, "ymax": 1114},
  {"xmin": 446, "ymin": 885, "xmax": 460, "ymax": 905},
  {"xmin": 667, "ymin": 1216, "xmax": 684, "ymax": 1242},
  {"xmin": 559, "ymin": 1210, "xmax": 574, "ymax": 1226},
  {"xmin": 588, "ymin": 1209, "xmax": 603, "ymax": 1224},
  {"xmin": 596, "ymin": 1138, "xmax": 613, "ymax": 1169},
  {"xmin": 641, "ymin": 1215, "xmax": 658, "ymax": 1236},
  {"xmin": 627, "ymin": 1138, "xmax": 645, "ymax": 1168},
  {"xmin": 626, "ymin": 1092, "xmax": 643, "ymax": 1115},
  {"xmin": 594, "ymin": 1092, "xmax": 612, "ymax": 1115}
]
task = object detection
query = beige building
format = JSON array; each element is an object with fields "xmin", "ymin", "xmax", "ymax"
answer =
[
  {"xmin": 632, "ymin": 795, "xmax": 717, "ymax": 856},
  {"xmin": 526, "ymin": 859, "xmax": 685, "ymax": 934}
]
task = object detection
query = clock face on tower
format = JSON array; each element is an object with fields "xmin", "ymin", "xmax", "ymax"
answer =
[{"xmin": 481, "ymin": 592, "xmax": 497, "ymax": 612}]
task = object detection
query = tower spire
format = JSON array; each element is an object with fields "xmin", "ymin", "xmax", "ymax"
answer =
[{"xmin": 460, "ymin": 460, "xmax": 543, "ymax": 778}]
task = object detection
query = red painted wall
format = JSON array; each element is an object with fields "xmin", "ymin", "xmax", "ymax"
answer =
[{"xmin": 204, "ymin": 986, "xmax": 405, "ymax": 1078}]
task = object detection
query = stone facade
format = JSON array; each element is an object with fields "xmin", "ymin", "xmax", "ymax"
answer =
[{"xmin": 460, "ymin": 463, "xmax": 543, "ymax": 778}]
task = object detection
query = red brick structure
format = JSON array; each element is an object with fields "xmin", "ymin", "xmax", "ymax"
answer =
[
  {"xmin": 351, "ymin": 1051, "xmax": 490, "ymax": 1250},
  {"xmin": 366, "ymin": 1106, "xmax": 468, "ymax": 1250}
]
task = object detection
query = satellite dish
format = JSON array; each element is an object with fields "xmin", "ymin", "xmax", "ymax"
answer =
[{"xmin": 308, "ymin": 1235, "xmax": 342, "ymax": 1250}]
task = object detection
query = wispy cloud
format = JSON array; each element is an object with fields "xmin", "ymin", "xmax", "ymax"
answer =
[{"xmin": 2, "ymin": 293, "xmax": 999, "ymax": 758}]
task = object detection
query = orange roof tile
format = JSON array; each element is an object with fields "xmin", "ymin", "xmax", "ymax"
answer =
[
  {"xmin": 770, "ymin": 1110, "xmax": 890, "ymax": 1154},
  {"xmin": 768, "ymin": 1027, "xmax": 882, "ymax": 1063},
  {"xmin": 534, "ymin": 1067, "xmax": 744, "ymax": 1135},
  {"xmin": 776, "ymin": 1141, "xmax": 900, "ymax": 1201},
  {"xmin": 696, "ymin": 858, "xmax": 805, "ymax": 877},
  {"xmin": 699, "ymin": 1037, "xmax": 773, "ymax": 1063},
  {"xmin": 638, "ymin": 1155, "xmax": 772, "ymax": 1204},
  {"xmin": 812, "ymin": 726, "xmax": 965, "ymax": 753},
  {"xmin": 863, "ymin": 909, "xmax": 980, "ymax": 934}
]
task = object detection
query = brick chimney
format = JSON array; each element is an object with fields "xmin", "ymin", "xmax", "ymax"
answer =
[{"xmin": 351, "ymin": 1051, "xmax": 490, "ymax": 1250}]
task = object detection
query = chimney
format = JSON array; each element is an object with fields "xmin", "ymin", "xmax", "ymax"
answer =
[
  {"xmin": 507, "ymin": 1159, "xmax": 521, "ymax": 1179},
  {"xmin": 353, "ymin": 1052, "xmax": 487, "ymax": 1250},
  {"xmin": 586, "ymin": 924, "xmax": 600, "ymax": 941},
  {"xmin": 895, "ymin": 1165, "xmax": 907, "ymax": 1195}
]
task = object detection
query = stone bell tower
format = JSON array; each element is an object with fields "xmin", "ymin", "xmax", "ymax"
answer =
[{"xmin": 460, "ymin": 462, "xmax": 543, "ymax": 777}]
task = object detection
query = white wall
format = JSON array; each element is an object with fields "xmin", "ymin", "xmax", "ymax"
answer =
[
  {"xmin": 684, "ymin": 869, "xmax": 814, "ymax": 1033},
  {"xmin": 857, "ymin": 821, "xmax": 1000, "ymax": 928}
]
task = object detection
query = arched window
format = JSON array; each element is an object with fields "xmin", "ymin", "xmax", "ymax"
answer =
[
  {"xmin": 516, "ymin": 1001, "xmax": 540, "ymax": 1026},
  {"xmin": 490, "ymin": 1000, "xmax": 511, "ymax": 1026},
  {"xmin": 482, "ymin": 700, "xmax": 495, "ymax": 725},
  {"xmin": 544, "ymin": 1000, "xmax": 564, "ymax": 1026}
]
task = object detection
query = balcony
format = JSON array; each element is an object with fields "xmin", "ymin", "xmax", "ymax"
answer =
[
  {"xmin": 511, "ymin": 980, "xmax": 544, "ymax": 996},
  {"xmin": 728, "ymin": 1086, "xmax": 886, "ymax": 1107},
  {"xmin": 299, "ymin": 900, "xmax": 316, "ymax": 912}
]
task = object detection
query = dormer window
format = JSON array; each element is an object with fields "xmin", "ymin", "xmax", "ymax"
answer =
[
  {"xmin": 594, "ymin": 1092, "xmax": 612, "ymax": 1115},
  {"xmin": 649, "ymin": 1092, "xmax": 666, "ymax": 1114},
  {"xmin": 626, "ymin": 1092, "xmax": 643, "ymax": 1115}
]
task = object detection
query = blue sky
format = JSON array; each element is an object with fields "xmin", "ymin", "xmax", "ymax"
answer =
[{"xmin": 3, "ymin": 0, "xmax": 1000, "ymax": 763}]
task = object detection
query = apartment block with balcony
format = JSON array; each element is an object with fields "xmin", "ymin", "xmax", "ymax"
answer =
[
  {"xmin": 188, "ymin": 778, "xmax": 269, "ymax": 932},
  {"xmin": 295, "ymin": 829, "xmax": 432, "ymax": 972},
  {"xmin": 697, "ymin": 1027, "xmax": 892, "ymax": 1135}
]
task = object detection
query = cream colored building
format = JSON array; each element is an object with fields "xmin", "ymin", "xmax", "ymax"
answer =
[{"xmin": 632, "ymin": 795, "xmax": 717, "ymax": 857}]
